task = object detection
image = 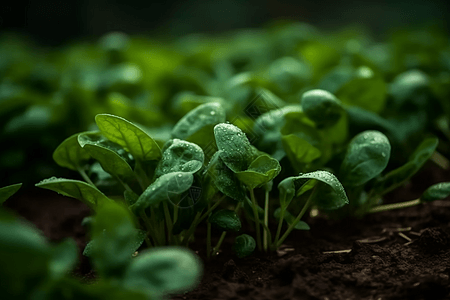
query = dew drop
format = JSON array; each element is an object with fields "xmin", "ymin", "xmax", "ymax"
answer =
[
  {"xmin": 210, "ymin": 111, "xmax": 216, "ymax": 115},
  {"xmin": 178, "ymin": 174, "xmax": 183, "ymax": 177}
]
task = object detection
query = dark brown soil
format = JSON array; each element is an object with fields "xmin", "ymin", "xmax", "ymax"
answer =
[{"xmin": 5, "ymin": 162, "xmax": 450, "ymax": 300}]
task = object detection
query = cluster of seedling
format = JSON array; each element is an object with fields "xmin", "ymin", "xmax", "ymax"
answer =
[
  {"xmin": 2, "ymin": 22, "xmax": 450, "ymax": 299},
  {"xmin": 3, "ymin": 88, "xmax": 438, "ymax": 260},
  {"xmin": 0, "ymin": 186, "xmax": 202, "ymax": 300}
]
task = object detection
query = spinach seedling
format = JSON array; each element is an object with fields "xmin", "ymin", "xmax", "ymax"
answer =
[{"xmin": 0, "ymin": 198, "xmax": 202, "ymax": 300}]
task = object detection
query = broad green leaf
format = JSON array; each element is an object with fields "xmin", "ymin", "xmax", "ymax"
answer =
[
  {"xmin": 48, "ymin": 239, "xmax": 78, "ymax": 280},
  {"xmin": 36, "ymin": 178, "xmax": 110, "ymax": 209},
  {"xmin": 78, "ymin": 132, "xmax": 135, "ymax": 180},
  {"xmin": 346, "ymin": 106, "xmax": 399, "ymax": 141},
  {"xmin": 336, "ymin": 75, "xmax": 387, "ymax": 113},
  {"xmin": 277, "ymin": 176, "xmax": 316, "ymax": 208},
  {"xmin": 373, "ymin": 137, "xmax": 438, "ymax": 195},
  {"xmin": 421, "ymin": 182, "xmax": 450, "ymax": 202},
  {"xmin": 300, "ymin": 89, "xmax": 344, "ymax": 127},
  {"xmin": 155, "ymin": 139, "xmax": 204, "ymax": 177},
  {"xmin": 131, "ymin": 172, "xmax": 194, "ymax": 212},
  {"xmin": 123, "ymin": 247, "xmax": 202, "ymax": 296},
  {"xmin": 90, "ymin": 201, "xmax": 138, "ymax": 279},
  {"xmin": 235, "ymin": 154, "xmax": 281, "ymax": 189},
  {"xmin": 171, "ymin": 102, "xmax": 226, "ymax": 141},
  {"xmin": 390, "ymin": 69, "xmax": 430, "ymax": 108},
  {"xmin": 0, "ymin": 209, "xmax": 51, "ymax": 297},
  {"xmin": 206, "ymin": 152, "xmax": 247, "ymax": 202},
  {"xmin": 233, "ymin": 234, "xmax": 256, "ymax": 258},
  {"xmin": 253, "ymin": 105, "xmax": 310, "ymax": 159},
  {"xmin": 295, "ymin": 170, "xmax": 349, "ymax": 210},
  {"xmin": 84, "ymin": 229, "xmax": 146, "ymax": 257},
  {"xmin": 340, "ymin": 130, "xmax": 391, "ymax": 186},
  {"xmin": 95, "ymin": 114, "xmax": 161, "ymax": 161},
  {"xmin": 53, "ymin": 133, "xmax": 91, "ymax": 171},
  {"xmin": 214, "ymin": 123, "xmax": 257, "ymax": 172},
  {"xmin": 209, "ymin": 209, "xmax": 241, "ymax": 232},
  {"xmin": 282, "ymin": 134, "xmax": 321, "ymax": 168},
  {"xmin": 274, "ymin": 208, "xmax": 310, "ymax": 230},
  {"xmin": 0, "ymin": 183, "xmax": 22, "ymax": 204}
]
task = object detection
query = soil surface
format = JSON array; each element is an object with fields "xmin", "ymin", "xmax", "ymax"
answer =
[{"xmin": 5, "ymin": 161, "xmax": 450, "ymax": 300}]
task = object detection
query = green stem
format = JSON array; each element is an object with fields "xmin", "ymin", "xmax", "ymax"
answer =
[
  {"xmin": 163, "ymin": 202, "xmax": 173, "ymax": 244},
  {"xmin": 140, "ymin": 211, "xmax": 158, "ymax": 246},
  {"xmin": 211, "ymin": 202, "xmax": 242, "ymax": 257},
  {"xmin": 78, "ymin": 168, "xmax": 95, "ymax": 186},
  {"xmin": 275, "ymin": 190, "xmax": 315, "ymax": 249},
  {"xmin": 431, "ymin": 151, "xmax": 449, "ymax": 170},
  {"xmin": 181, "ymin": 211, "xmax": 202, "ymax": 245},
  {"xmin": 206, "ymin": 204, "xmax": 212, "ymax": 260},
  {"xmin": 263, "ymin": 188, "xmax": 270, "ymax": 252},
  {"xmin": 367, "ymin": 198, "xmax": 421, "ymax": 214},
  {"xmin": 144, "ymin": 235, "xmax": 153, "ymax": 248},
  {"xmin": 249, "ymin": 189, "xmax": 262, "ymax": 251},
  {"xmin": 212, "ymin": 231, "xmax": 227, "ymax": 256},
  {"xmin": 134, "ymin": 160, "xmax": 150, "ymax": 192},
  {"xmin": 197, "ymin": 195, "xmax": 226, "ymax": 224},
  {"xmin": 273, "ymin": 206, "xmax": 286, "ymax": 250}
]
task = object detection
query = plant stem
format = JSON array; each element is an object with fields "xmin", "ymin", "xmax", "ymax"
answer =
[
  {"xmin": 140, "ymin": 211, "xmax": 159, "ymax": 246},
  {"xmin": 206, "ymin": 212, "xmax": 212, "ymax": 260},
  {"xmin": 77, "ymin": 168, "xmax": 95, "ymax": 186},
  {"xmin": 275, "ymin": 190, "xmax": 315, "ymax": 249},
  {"xmin": 212, "ymin": 231, "xmax": 227, "ymax": 256},
  {"xmin": 181, "ymin": 211, "xmax": 202, "ymax": 245},
  {"xmin": 367, "ymin": 198, "xmax": 421, "ymax": 214},
  {"xmin": 431, "ymin": 151, "xmax": 449, "ymax": 170},
  {"xmin": 273, "ymin": 207, "xmax": 286, "ymax": 249},
  {"xmin": 249, "ymin": 189, "xmax": 262, "ymax": 251},
  {"xmin": 173, "ymin": 205, "xmax": 179, "ymax": 223},
  {"xmin": 197, "ymin": 195, "xmax": 226, "ymax": 224},
  {"xmin": 134, "ymin": 160, "xmax": 150, "ymax": 192},
  {"xmin": 211, "ymin": 202, "xmax": 242, "ymax": 257},
  {"xmin": 263, "ymin": 188, "xmax": 270, "ymax": 252},
  {"xmin": 163, "ymin": 202, "xmax": 173, "ymax": 244}
]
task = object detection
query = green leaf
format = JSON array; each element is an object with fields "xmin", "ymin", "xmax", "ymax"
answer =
[
  {"xmin": 340, "ymin": 130, "xmax": 391, "ymax": 186},
  {"xmin": 233, "ymin": 234, "xmax": 256, "ymax": 258},
  {"xmin": 421, "ymin": 182, "xmax": 450, "ymax": 202},
  {"xmin": 206, "ymin": 152, "xmax": 247, "ymax": 202},
  {"xmin": 155, "ymin": 139, "xmax": 204, "ymax": 177},
  {"xmin": 300, "ymin": 89, "xmax": 344, "ymax": 127},
  {"xmin": 282, "ymin": 134, "xmax": 321, "ymax": 167},
  {"xmin": 390, "ymin": 69, "xmax": 430, "ymax": 108},
  {"xmin": 90, "ymin": 201, "xmax": 138, "ymax": 279},
  {"xmin": 95, "ymin": 114, "xmax": 161, "ymax": 161},
  {"xmin": 373, "ymin": 137, "xmax": 438, "ymax": 195},
  {"xmin": 346, "ymin": 106, "xmax": 399, "ymax": 141},
  {"xmin": 214, "ymin": 123, "xmax": 256, "ymax": 172},
  {"xmin": 84, "ymin": 229, "xmax": 146, "ymax": 258},
  {"xmin": 274, "ymin": 208, "xmax": 310, "ymax": 230},
  {"xmin": 208, "ymin": 209, "xmax": 241, "ymax": 232},
  {"xmin": 0, "ymin": 209, "xmax": 51, "ymax": 297},
  {"xmin": 293, "ymin": 170, "xmax": 348, "ymax": 210},
  {"xmin": 171, "ymin": 102, "xmax": 226, "ymax": 141},
  {"xmin": 0, "ymin": 183, "xmax": 22, "ymax": 204},
  {"xmin": 36, "ymin": 178, "xmax": 110, "ymax": 209},
  {"xmin": 78, "ymin": 132, "xmax": 135, "ymax": 180},
  {"xmin": 253, "ymin": 105, "xmax": 312, "ymax": 160},
  {"xmin": 336, "ymin": 71, "xmax": 387, "ymax": 113},
  {"xmin": 123, "ymin": 247, "xmax": 202, "ymax": 296},
  {"xmin": 235, "ymin": 154, "xmax": 281, "ymax": 189},
  {"xmin": 53, "ymin": 133, "xmax": 91, "ymax": 171},
  {"xmin": 131, "ymin": 172, "xmax": 194, "ymax": 212},
  {"xmin": 48, "ymin": 239, "xmax": 78, "ymax": 280}
]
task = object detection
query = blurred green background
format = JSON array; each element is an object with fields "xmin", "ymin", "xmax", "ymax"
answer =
[{"xmin": 1, "ymin": 0, "xmax": 449, "ymax": 190}]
